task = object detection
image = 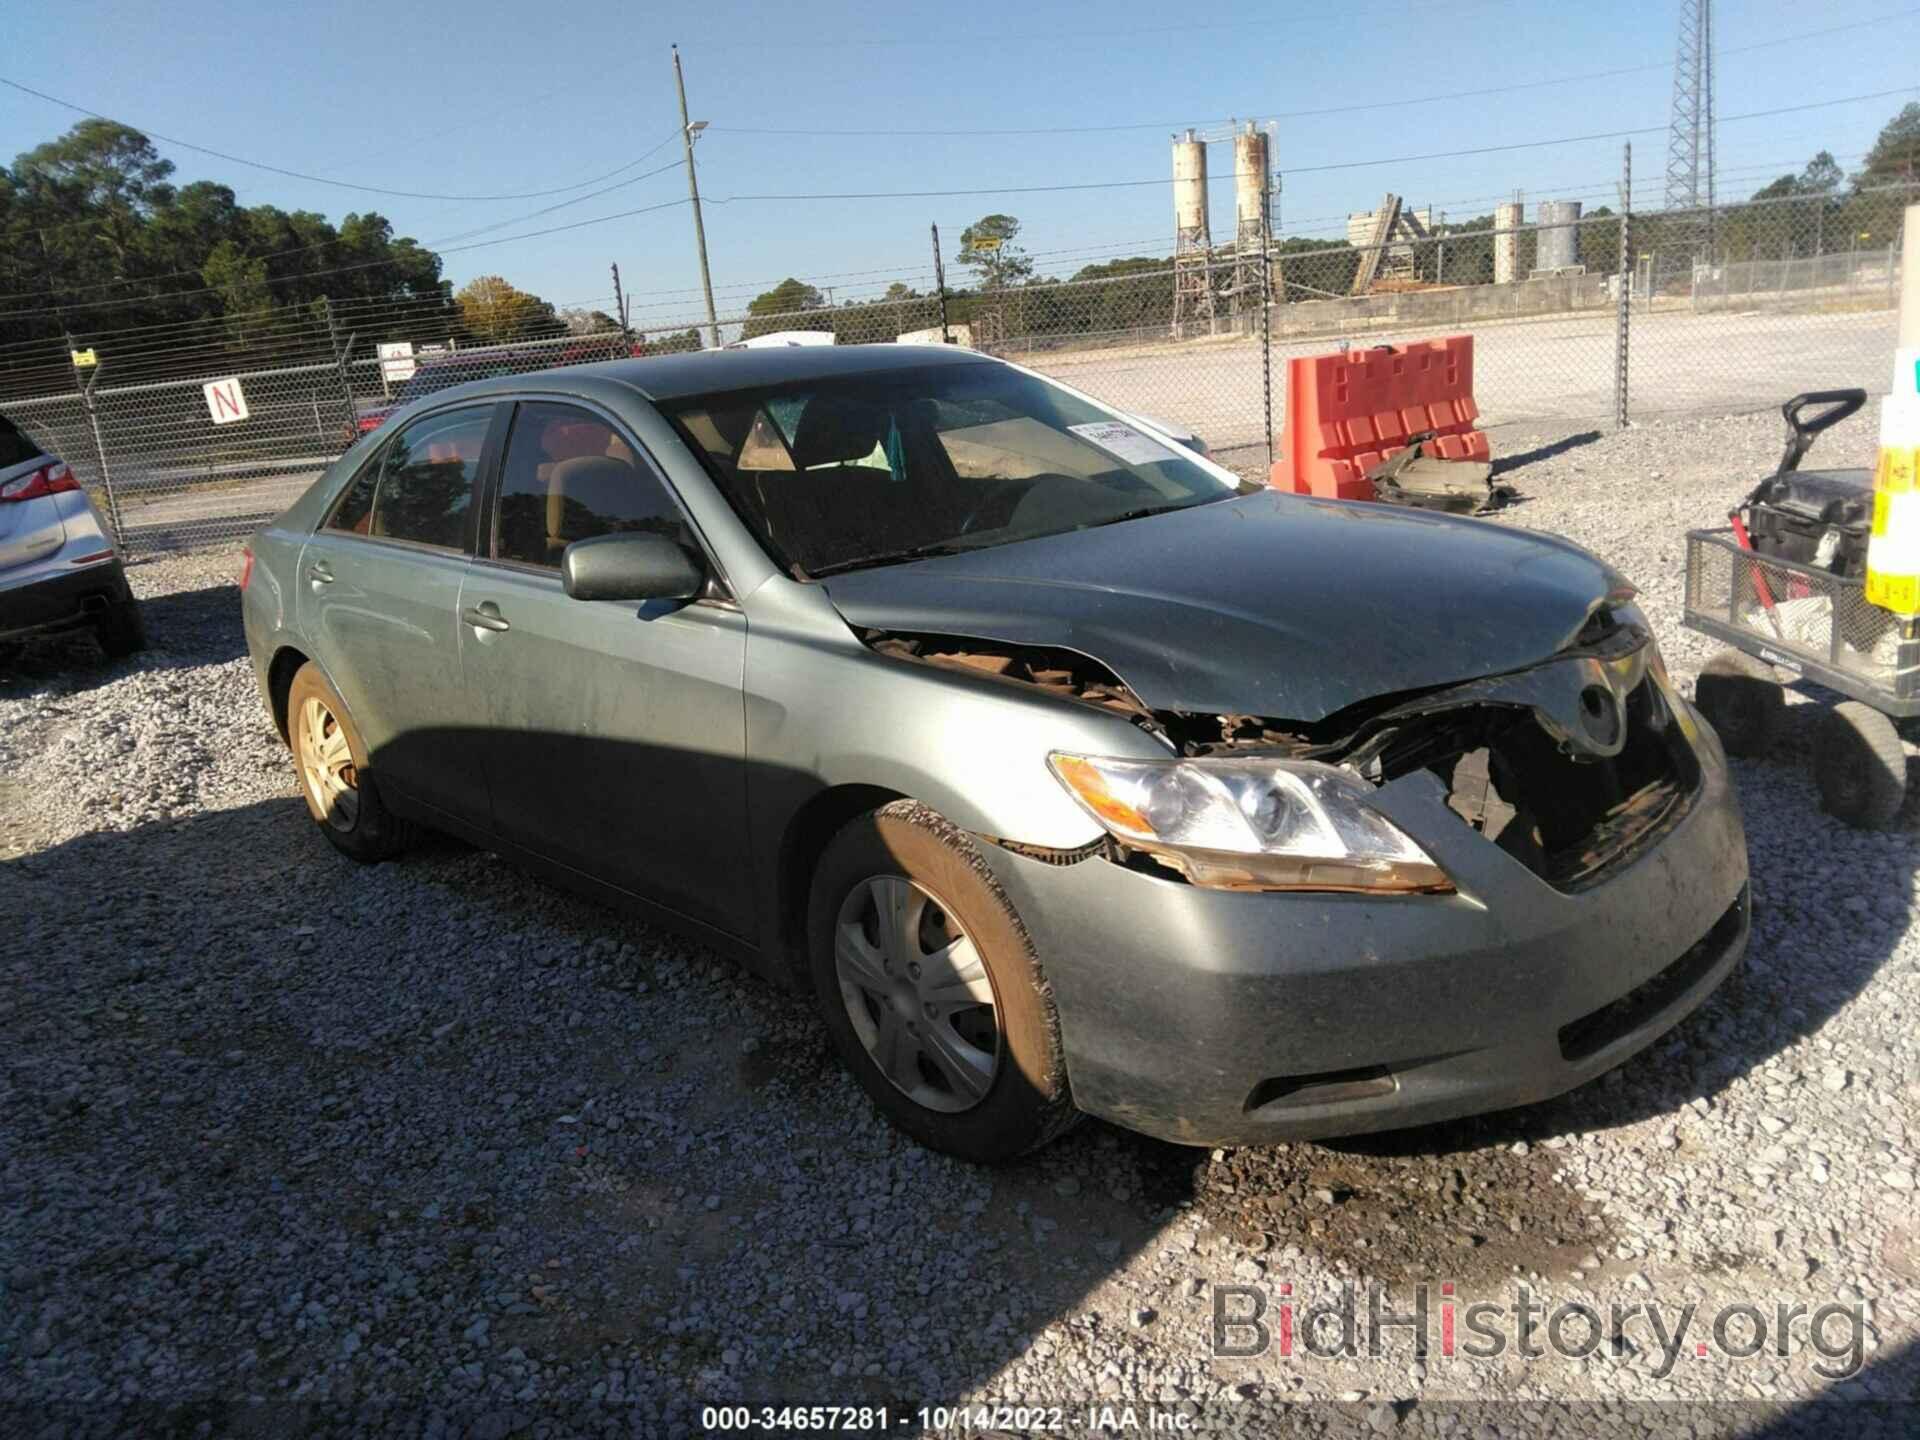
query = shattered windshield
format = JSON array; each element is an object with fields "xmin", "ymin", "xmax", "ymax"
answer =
[{"xmin": 661, "ymin": 362, "xmax": 1240, "ymax": 577}]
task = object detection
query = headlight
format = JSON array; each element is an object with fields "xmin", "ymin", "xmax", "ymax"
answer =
[
  {"xmin": 1048, "ymin": 752, "xmax": 1452, "ymax": 894},
  {"xmin": 1616, "ymin": 601, "xmax": 1700, "ymax": 746}
]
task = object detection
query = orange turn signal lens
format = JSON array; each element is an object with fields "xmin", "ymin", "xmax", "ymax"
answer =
[{"xmin": 1049, "ymin": 754, "xmax": 1152, "ymax": 835}]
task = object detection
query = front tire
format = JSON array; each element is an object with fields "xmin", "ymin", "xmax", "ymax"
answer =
[
  {"xmin": 286, "ymin": 662, "xmax": 413, "ymax": 862},
  {"xmin": 807, "ymin": 801, "xmax": 1079, "ymax": 1162}
]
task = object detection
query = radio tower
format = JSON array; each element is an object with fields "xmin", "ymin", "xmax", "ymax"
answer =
[{"xmin": 1663, "ymin": 0, "xmax": 1716, "ymax": 267}]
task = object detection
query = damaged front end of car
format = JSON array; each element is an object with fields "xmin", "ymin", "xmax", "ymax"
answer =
[{"xmin": 861, "ymin": 595, "xmax": 1704, "ymax": 896}]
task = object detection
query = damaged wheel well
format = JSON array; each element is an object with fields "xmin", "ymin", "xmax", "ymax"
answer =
[{"xmin": 777, "ymin": 783, "xmax": 907, "ymax": 984}]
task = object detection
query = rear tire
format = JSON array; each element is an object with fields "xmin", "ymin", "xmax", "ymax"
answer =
[
  {"xmin": 95, "ymin": 597, "xmax": 147, "ymax": 658},
  {"xmin": 1694, "ymin": 649, "xmax": 1782, "ymax": 758},
  {"xmin": 1815, "ymin": 701, "xmax": 1906, "ymax": 830},
  {"xmin": 286, "ymin": 662, "xmax": 413, "ymax": 862},
  {"xmin": 807, "ymin": 800, "xmax": 1079, "ymax": 1163}
]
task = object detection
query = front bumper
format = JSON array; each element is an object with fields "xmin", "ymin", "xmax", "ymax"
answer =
[{"xmin": 980, "ymin": 712, "xmax": 1749, "ymax": 1146}]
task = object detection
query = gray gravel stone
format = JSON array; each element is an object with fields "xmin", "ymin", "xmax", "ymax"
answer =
[{"xmin": 4, "ymin": 421, "xmax": 1918, "ymax": 1421}]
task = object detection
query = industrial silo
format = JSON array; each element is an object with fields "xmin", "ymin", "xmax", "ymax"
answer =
[
  {"xmin": 1233, "ymin": 123, "xmax": 1270, "ymax": 245},
  {"xmin": 1171, "ymin": 129, "xmax": 1217, "ymax": 335},
  {"xmin": 1172, "ymin": 130, "xmax": 1212, "ymax": 250},
  {"xmin": 1494, "ymin": 199, "xmax": 1523, "ymax": 284},
  {"xmin": 1537, "ymin": 199, "xmax": 1583, "ymax": 272}
]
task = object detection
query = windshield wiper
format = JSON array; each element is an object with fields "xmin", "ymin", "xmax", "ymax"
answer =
[
  {"xmin": 1079, "ymin": 503, "xmax": 1185, "ymax": 531},
  {"xmin": 804, "ymin": 539, "xmax": 989, "ymax": 578}
]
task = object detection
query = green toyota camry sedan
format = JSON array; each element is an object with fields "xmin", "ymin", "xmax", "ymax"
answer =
[{"xmin": 242, "ymin": 345, "xmax": 1748, "ymax": 1162}]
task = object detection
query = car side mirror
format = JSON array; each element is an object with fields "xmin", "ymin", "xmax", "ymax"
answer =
[{"xmin": 561, "ymin": 532, "xmax": 706, "ymax": 603}]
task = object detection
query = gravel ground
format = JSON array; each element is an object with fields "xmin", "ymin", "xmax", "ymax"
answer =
[{"xmin": 3, "ymin": 411, "xmax": 1918, "ymax": 1437}]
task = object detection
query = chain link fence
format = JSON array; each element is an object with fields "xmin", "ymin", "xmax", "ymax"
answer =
[
  {"xmin": 1, "ymin": 179, "xmax": 1913, "ymax": 552},
  {"xmin": 0, "ymin": 294, "xmax": 635, "ymax": 552}
]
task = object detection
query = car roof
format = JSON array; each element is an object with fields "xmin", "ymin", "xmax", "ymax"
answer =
[{"xmin": 423, "ymin": 342, "xmax": 996, "ymax": 409}]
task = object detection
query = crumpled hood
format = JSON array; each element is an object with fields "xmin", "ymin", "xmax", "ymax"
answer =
[{"xmin": 821, "ymin": 489, "xmax": 1628, "ymax": 723}]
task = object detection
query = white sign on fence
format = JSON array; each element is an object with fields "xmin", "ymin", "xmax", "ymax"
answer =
[
  {"xmin": 377, "ymin": 340, "xmax": 417, "ymax": 382},
  {"xmin": 203, "ymin": 377, "xmax": 250, "ymax": 426}
]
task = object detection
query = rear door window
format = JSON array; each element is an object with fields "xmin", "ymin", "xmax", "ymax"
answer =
[
  {"xmin": 325, "ymin": 454, "xmax": 381, "ymax": 534},
  {"xmin": 367, "ymin": 406, "xmax": 492, "ymax": 550}
]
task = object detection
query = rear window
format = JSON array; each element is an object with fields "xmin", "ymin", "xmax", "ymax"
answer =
[{"xmin": 0, "ymin": 413, "xmax": 44, "ymax": 469}]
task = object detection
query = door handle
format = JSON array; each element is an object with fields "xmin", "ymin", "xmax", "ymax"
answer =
[
  {"xmin": 307, "ymin": 562, "xmax": 334, "ymax": 587},
  {"xmin": 462, "ymin": 603, "xmax": 511, "ymax": 633}
]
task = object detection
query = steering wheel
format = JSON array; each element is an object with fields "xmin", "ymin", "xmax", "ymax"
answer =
[{"xmin": 957, "ymin": 473, "xmax": 1072, "ymax": 535}]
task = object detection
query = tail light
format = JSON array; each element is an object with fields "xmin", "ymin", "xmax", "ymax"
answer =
[
  {"xmin": 239, "ymin": 547, "xmax": 255, "ymax": 591},
  {"xmin": 0, "ymin": 461, "xmax": 82, "ymax": 503}
]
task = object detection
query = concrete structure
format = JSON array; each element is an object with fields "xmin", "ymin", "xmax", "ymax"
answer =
[
  {"xmin": 1172, "ymin": 131, "xmax": 1211, "ymax": 246},
  {"xmin": 1536, "ymin": 200, "xmax": 1584, "ymax": 273},
  {"xmin": 1172, "ymin": 129, "xmax": 1216, "ymax": 336},
  {"xmin": 1346, "ymin": 201, "xmax": 1432, "ymax": 291},
  {"xmin": 1233, "ymin": 125, "xmax": 1271, "ymax": 247},
  {"xmin": 1232, "ymin": 122, "xmax": 1274, "ymax": 315},
  {"xmin": 1494, "ymin": 200, "xmax": 1524, "ymax": 286},
  {"xmin": 1344, "ymin": 204, "xmax": 1433, "ymax": 251}
]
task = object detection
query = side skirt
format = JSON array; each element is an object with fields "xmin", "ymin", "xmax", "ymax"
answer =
[{"xmin": 381, "ymin": 789, "xmax": 776, "ymax": 984}]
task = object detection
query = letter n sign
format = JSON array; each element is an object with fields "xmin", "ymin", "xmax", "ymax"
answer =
[{"xmin": 203, "ymin": 377, "xmax": 251, "ymax": 425}]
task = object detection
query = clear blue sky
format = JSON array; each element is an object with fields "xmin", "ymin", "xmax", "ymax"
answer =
[{"xmin": 5, "ymin": 0, "xmax": 1916, "ymax": 326}]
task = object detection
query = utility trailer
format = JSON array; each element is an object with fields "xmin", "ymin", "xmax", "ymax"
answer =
[{"xmin": 1684, "ymin": 390, "xmax": 1917, "ymax": 828}]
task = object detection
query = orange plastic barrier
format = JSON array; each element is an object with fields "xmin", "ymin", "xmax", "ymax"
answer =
[{"xmin": 1269, "ymin": 334, "xmax": 1490, "ymax": 501}]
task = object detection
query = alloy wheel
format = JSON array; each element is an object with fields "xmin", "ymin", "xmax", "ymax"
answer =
[{"xmin": 297, "ymin": 696, "xmax": 359, "ymax": 831}]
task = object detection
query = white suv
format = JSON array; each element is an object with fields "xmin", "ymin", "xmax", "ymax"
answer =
[{"xmin": 0, "ymin": 412, "xmax": 145, "ymax": 657}]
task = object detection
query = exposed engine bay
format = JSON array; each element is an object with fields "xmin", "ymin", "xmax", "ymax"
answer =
[{"xmin": 862, "ymin": 601, "xmax": 1701, "ymax": 890}]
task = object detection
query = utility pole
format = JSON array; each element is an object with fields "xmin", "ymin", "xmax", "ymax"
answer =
[
  {"xmin": 931, "ymin": 224, "xmax": 951, "ymax": 344},
  {"xmin": 610, "ymin": 262, "xmax": 631, "ymax": 351},
  {"xmin": 672, "ymin": 44, "xmax": 720, "ymax": 350},
  {"xmin": 1615, "ymin": 142, "xmax": 1632, "ymax": 431}
]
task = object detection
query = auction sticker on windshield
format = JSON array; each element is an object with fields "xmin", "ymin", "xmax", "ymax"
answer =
[{"xmin": 1068, "ymin": 420, "xmax": 1177, "ymax": 466}]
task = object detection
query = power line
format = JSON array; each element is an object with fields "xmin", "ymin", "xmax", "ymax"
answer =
[
  {"xmin": 425, "ymin": 158, "xmax": 686, "ymax": 246},
  {"xmin": 689, "ymin": 0, "xmax": 1523, "ymax": 53},
  {"xmin": 3, "ymin": 87, "xmax": 1906, "ymax": 320},
  {"xmin": 0, "ymin": 75, "xmax": 681, "ymax": 203},
  {"xmin": 10, "ymin": 125, "xmax": 686, "ymax": 252},
  {"xmin": 1254, "ymin": 152, "xmax": 1874, "ymax": 237},
  {"xmin": 701, "ymin": 88, "xmax": 1917, "ymax": 205},
  {"xmin": 709, "ymin": 10, "xmax": 1917, "ymax": 137},
  {"xmin": 0, "ymin": 144, "xmax": 686, "ymax": 306},
  {"xmin": 630, "ymin": 151, "xmax": 1885, "ymax": 310},
  {"xmin": 0, "ymin": 198, "xmax": 692, "ymax": 320}
]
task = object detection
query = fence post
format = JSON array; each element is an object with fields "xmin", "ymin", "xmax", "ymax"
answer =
[
  {"xmin": 63, "ymin": 336, "xmax": 126, "ymax": 554},
  {"xmin": 320, "ymin": 298, "xmax": 359, "ymax": 442},
  {"xmin": 1261, "ymin": 243, "xmax": 1275, "ymax": 473},
  {"xmin": 1614, "ymin": 143, "xmax": 1631, "ymax": 431}
]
